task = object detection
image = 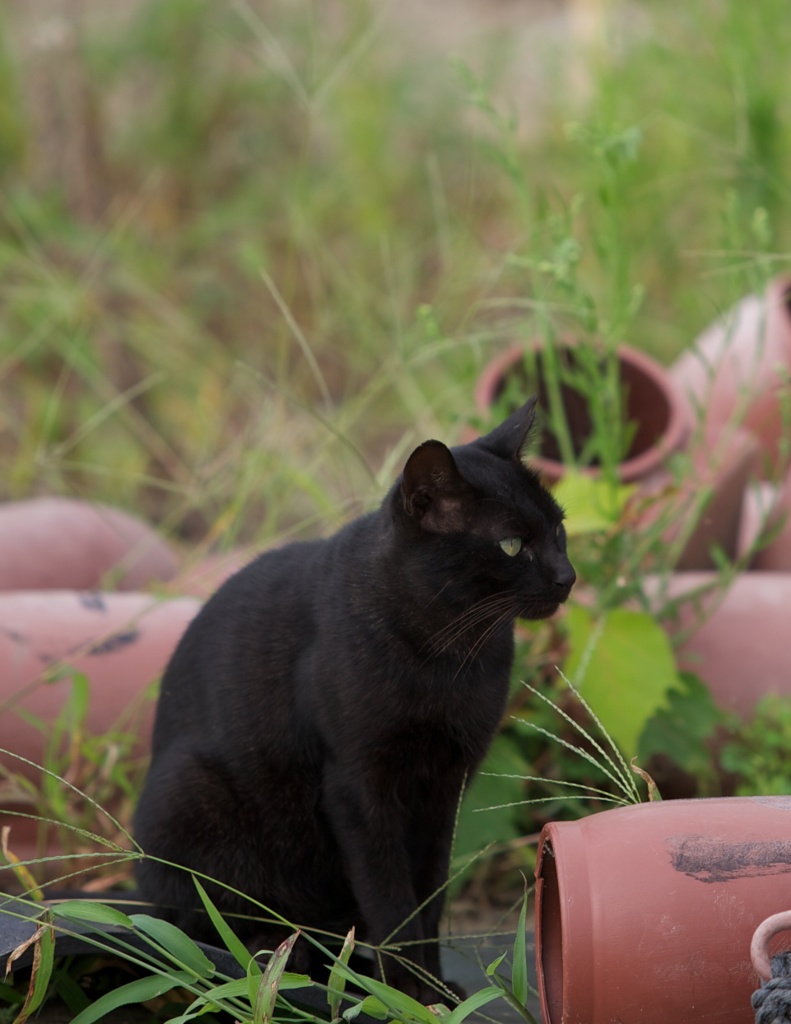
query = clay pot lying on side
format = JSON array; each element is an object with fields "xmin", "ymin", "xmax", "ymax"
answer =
[
  {"xmin": 0, "ymin": 591, "xmax": 200, "ymax": 869},
  {"xmin": 535, "ymin": 796, "xmax": 791, "ymax": 1024},
  {"xmin": 0, "ymin": 498, "xmax": 181, "ymax": 591}
]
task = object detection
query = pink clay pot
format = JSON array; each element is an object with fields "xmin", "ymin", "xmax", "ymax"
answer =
[
  {"xmin": 474, "ymin": 342, "xmax": 760, "ymax": 566},
  {"xmin": 0, "ymin": 591, "xmax": 200, "ymax": 866},
  {"xmin": 535, "ymin": 796, "xmax": 791, "ymax": 1024},
  {"xmin": 665, "ymin": 571, "xmax": 791, "ymax": 716},
  {"xmin": 0, "ymin": 498, "xmax": 181, "ymax": 591},
  {"xmin": 474, "ymin": 343, "xmax": 691, "ymax": 485},
  {"xmin": 669, "ymin": 275, "xmax": 791, "ymax": 473}
]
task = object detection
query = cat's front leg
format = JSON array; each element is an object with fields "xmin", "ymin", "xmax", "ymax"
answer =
[
  {"xmin": 405, "ymin": 770, "xmax": 468, "ymax": 989},
  {"xmin": 322, "ymin": 771, "xmax": 440, "ymax": 1001}
]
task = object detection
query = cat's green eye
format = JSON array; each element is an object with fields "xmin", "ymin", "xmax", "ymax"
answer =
[{"xmin": 498, "ymin": 537, "xmax": 522, "ymax": 557}]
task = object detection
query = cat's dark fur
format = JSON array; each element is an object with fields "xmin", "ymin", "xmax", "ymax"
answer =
[{"xmin": 134, "ymin": 399, "xmax": 575, "ymax": 1002}]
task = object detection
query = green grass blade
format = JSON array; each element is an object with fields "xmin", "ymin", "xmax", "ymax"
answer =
[
  {"xmin": 12, "ymin": 912, "xmax": 54, "ymax": 1024},
  {"xmin": 192, "ymin": 875, "xmax": 260, "ymax": 976},
  {"xmin": 327, "ymin": 926, "xmax": 355, "ymax": 1020},
  {"xmin": 129, "ymin": 914, "xmax": 216, "ymax": 978},
  {"xmin": 445, "ymin": 986, "xmax": 504, "ymax": 1024},
  {"xmin": 68, "ymin": 970, "xmax": 194, "ymax": 1024},
  {"xmin": 510, "ymin": 891, "xmax": 529, "ymax": 1008},
  {"xmin": 51, "ymin": 899, "xmax": 135, "ymax": 930},
  {"xmin": 251, "ymin": 930, "xmax": 300, "ymax": 1024}
]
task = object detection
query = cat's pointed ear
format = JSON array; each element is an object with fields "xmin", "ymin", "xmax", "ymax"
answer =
[
  {"xmin": 401, "ymin": 440, "xmax": 472, "ymax": 530},
  {"xmin": 476, "ymin": 396, "xmax": 537, "ymax": 462}
]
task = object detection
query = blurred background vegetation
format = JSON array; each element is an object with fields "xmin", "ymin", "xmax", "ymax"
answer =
[
  {"xmin": 2, "ymin": 0, "xmax": 789, "ymax": 547},
  {"xmin": 2, "ymin": 0, "xmax": 791, "ymax": 884}
]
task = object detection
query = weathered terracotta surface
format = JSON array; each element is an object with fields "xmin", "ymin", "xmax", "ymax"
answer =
[
  {"xmin": 0, "ymin": 590, "xmax": 201, "ymax": 870},
  {"xmin": 535, "ymin": 797, "xmax": 791, "ymax": 1024},
  {"xmin": 664, "ymin": 571, "xmax": 791, "ymax": 715},
  {"xmin": 0, "ymin": 498, "xmax": 181, "ymax": 591},
  {"xmin": 0, "ymin": 591, "xmax": 200, "ymax": 780},
  {"xmin": 669, "ymin": 275, "xmax": 791, "ymax": 472}
]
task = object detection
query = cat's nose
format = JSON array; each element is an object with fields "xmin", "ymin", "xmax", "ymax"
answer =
[{"xmin": 554, "ymin": 561, "xmax": 576, "ymax": 594}]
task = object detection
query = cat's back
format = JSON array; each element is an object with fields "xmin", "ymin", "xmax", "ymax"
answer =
[{"xmin": 152, "ymin": 537, "xmax": 332, "ymax": 744}]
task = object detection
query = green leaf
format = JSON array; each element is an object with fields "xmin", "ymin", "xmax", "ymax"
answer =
[
  {"xmin": 251, "ymin": 931, "xmax": 298, "ymax": 1024},
  {"xmin": 445, "ymin": 986, "xmax": 504, "ymax": 1024},
  {"xmin": 51, "ymin": 900, "xmax": 134, "ymax": 930},
  {"xmin": 343, "ymin": 994, "xmax": 389, "ymax": 1021},
  {"xmin": 195, "ymin": 978, "xmax": 249, "ymax": 1004},
  {"xmin": 510, "ymin": 893, "xmax": 529, "ymax": 1007},
  {"xmin": 129, "ymin": 914, "xmax": 215, "ymax": 978},
  {"xmin": 453, "ymin": 733, "xmax": 524, "ymax": 866},
  {"xmin": 13, "ymin": 914, "xmax": 54, "ymax": 1024},
  {"xmin": 564, "ymin": 605, "xmax": 678, "ymax": 756},
  {"xmin": 552, "ymin": 471, "xmax": 635, "ymax": 535},
  {"xmin": 192, "ymin": 875, "xmax": 259, "ymax": 976},
  {"xmin": 331, "ymin": 967, "xmax": 437, "ymax": 1024},
  {"xmin": 68, "ymin": 970, "xmax": 194, "ymax": 1024},
  {"xmin": 485, "ymin": 952, "xmax": 507, "ymax": 976},
  {"xmin": 328, "ymin": 927, "xmax": 355, "ymax": 1020}
]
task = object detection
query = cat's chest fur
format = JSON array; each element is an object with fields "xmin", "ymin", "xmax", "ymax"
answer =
[{"xmin": 134, "ymin": 397, "xmax": 575, "ymax": 1003}]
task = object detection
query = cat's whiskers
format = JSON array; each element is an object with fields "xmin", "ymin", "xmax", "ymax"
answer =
[
  {"xmin": 423, "ymin": 592, "xmax": 519, "ymax": 661},
  {"xmin": 450, "ymin": 600, "xmax": 522, "ymax": 682}
]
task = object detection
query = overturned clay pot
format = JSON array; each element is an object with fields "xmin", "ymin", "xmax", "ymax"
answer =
[
  {"xmin": 0, "ymin": 497, "xmax": 181, "ymax": 592},
  {"xmin": 535, "ymin": 796, "xmax": 791, "ymax": 1024}
]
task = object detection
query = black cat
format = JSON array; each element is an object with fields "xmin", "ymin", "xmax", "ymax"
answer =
[{"xmin": 133, "ymin": 398, "xmax": 575, "ymax": 1002}]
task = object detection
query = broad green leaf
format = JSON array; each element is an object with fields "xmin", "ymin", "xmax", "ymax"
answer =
[
  {"xmin": 552, "ymin": 472, "xmax": 635, "ymax": 535},
  {"xmin": 69, "ymin": 970, "xmax": 194, "ymax": 1024},
  {"xmin": 192, "ymin": 876, "xmax": 259, "ymax": 976},
  {"xmin": 564, "ymin": 605, "xmax": 678, "ymax": 756},
  {"xmin": 130, "ymin": 914, "xmax": 215, "ymax": 978},
  {"xmin": 453, "ymin": 734, "xmax": 524, "ymax": 867},
  {"xmin": 51, "ymin": 900, "xmax": 134, "ymax": 930}
]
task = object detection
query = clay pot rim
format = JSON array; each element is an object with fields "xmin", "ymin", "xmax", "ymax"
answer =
[{"xmin": 474, "ymin": 341, "xmax": 691, "ymax": 483}]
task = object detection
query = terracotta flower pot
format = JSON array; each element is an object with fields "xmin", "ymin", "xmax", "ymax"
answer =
[
  {"xmin": 669, "ymin": 275, "xmax": 791, "ymax": 473},
  {"xmin": 0, "ymin": 591, "xmax": 200, "ymax": 866},
  {"xmin": 664, "ymin": 571, "xmax": 791, "ymax": 716},
  {"xmin": 474, "ymin": 342, "xmax": 760, "ymax": 566},
  {"xmin": 535, "ymin": 796, "xmax": 791, "ymax": 1024},
  {"xmin": 474, "ymin": 342, "xmax": 691, "ymax": 485},
  {"xmin": 0, "ymin": 498, "xmax": 181, "ymax": 591}
]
